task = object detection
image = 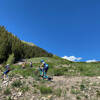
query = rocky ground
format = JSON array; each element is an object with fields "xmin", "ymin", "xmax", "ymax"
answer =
[{"xmin": 0, "ymin": 75, "xmax": 100, "ymax": 100}]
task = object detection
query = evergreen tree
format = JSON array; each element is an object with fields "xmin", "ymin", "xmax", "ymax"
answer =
[{"xmin": 0, "ymin": 26, "xmax": 53, "ymax": 63}]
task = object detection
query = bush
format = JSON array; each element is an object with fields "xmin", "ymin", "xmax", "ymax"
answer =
[
  {"xmin": 4, "ymin": 88, "xmax": 11, "ymax": 95},
  {"xmin": 39, "ymin": 86, "xmax": 52, "ymax": 94},
  {"xmin": 12, "ymin": 80, "xmax": 22, "ymax": 88},
  {"xmin": 7, "ymin": 96, "xmax": 12, "ymax": 100},
  {"xmin": 48, "ymin": 66, "xmax": 68, "ymax": 76},
  {"xmin": 53, "ymin": 68, "xmax": 65, "ymax": 76},
  {"xmin": 76, "ymin": 96, "xmax": 81, "ymax": 100},
  {"xmin": 20, "ymin": 85, "xmax": 29, "ymax": 93},
  {"xmin": 6, "ymin": 53, "xmax": 15, "ymax": 65},
  {"xmin": 80, "ymin": 84, "xmax": 85, "ymax": 91},
  {"xmin": 71, "ymin": 88, "xmax": 80, "ymax": 95}
]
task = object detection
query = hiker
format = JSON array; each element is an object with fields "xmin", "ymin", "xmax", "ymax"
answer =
[
  {"xmin": 30, "ymin": 61, "xmax": 33, "ymax": 67},
  {"xmin": 39, "ymin": 60, "xmax": 53, "ymax": 81},
  {"xmin": 40, "ymin": 60, "xmax": 49, "ymax": 76},
  {"xmin": 22, "ymin": 62, "xmax": 26, "ymax": 69},
  {"xmin": 3, "ymin": 64, "xmax": 10, "ymax": 79}
]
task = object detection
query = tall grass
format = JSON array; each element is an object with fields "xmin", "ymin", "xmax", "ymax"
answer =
[
  {"xmin": 39, "ymin": 86, "xmax": 52, "ymax": 94},
  {"xmin": 6, "ymin": 53, "xmax": 15, "ymax": 65},
  {"xmin": 6, "ymin": 57, "xmax": 100, "ymax": 78}
]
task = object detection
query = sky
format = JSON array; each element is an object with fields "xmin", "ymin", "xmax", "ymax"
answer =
[{"xmin": 0, "ymin": 0, "xmax": 100, "ymax": 62}]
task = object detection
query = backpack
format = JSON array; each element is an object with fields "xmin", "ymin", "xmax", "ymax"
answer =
[{"xmin": 6, "ymin": 65, "xmax": 10, "ymax": 71}]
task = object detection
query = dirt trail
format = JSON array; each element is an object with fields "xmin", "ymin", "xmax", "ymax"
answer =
[
  {"xmin": 53, "ymin": 76, "xmax": 100, "ymax": 83},
  {"xmin": 52, "ymin": 76, "xmax": 100, "ymax": 87},
  {"xmin": 49, "ymin": 76, "xmax": 100, "ymax": 100}
]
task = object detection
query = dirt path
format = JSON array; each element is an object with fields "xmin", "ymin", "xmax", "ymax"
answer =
[
  {"xmin": 47, "ymin": 76, "xmax": 100, "ymax": 100},
  {"xmin": 53, "ymin": 76, "xmax": 100, "ymax": 83}
]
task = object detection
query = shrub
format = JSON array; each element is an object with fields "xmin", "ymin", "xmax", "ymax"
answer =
[
  {"xmin": 4, "ymin": 88, "xmax": 11, "ymax": 95},
  {"xmin": 76, "ymin": 96, "xmax": 81, "ymax": 100},
  {"xmin": 71, "ymin": 88, "xmax": 80, "ymax": 95},
  {"xmin": 53, "ymin": 68, "xmax": 65, "ymax": 76},
  {"xmin": 7, "ymin": 96, "xmax": 12, "ymax": 100},
  {"xmin": 39, "ymin": 86, "xmax": 52, "ymax": 94},
  {"xmin": 80, "ymin": 84, "xmax": 85, "ymax": 91},
  {"xmin": 20, "ymin": 85, "xmax": 29, "ymax": 93},
  {"xmin": 12, "ymin": 80, "xmax": 22, "ymax": 88}
]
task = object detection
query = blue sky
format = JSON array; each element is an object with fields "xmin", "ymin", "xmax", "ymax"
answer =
[{"xmin": 0, "ymin": 0, "xmax": 100, "ymax": 61}]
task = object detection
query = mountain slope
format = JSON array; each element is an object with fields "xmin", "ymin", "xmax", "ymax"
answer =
[
  {"xmin": 0, "ymin": 26, "xmax": 52, "ymax": 63},
  {"xmin": 0, "ymin": 57, "xmax": 100, "ymax": 100},
  {"xmin": 22, "ymin": 41, "xmax": 36, "ymax": 46}
]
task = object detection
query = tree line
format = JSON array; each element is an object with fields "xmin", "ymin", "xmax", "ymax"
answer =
[{"xmin": 0, "ymin": 26, "xmax": 53, "ymax": 63}]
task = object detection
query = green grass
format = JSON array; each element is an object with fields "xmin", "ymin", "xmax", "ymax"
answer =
[
  {"xmin": 74, "ymin": 62, "xmax": 100, "ymax": 76},
  {"xmin": 12, "ymin": 80, "xmax": 22, "ymax": 88},
  {"xmin": 8, "ymin": 59, "xmax": 100, "ymax": 78},
  {"xmin": 4, "ymin": 88, "xmax": 11, "ymax": 95},
  {"xmin": 39, "ymin": 86, "xmax": 52, "ymax": 94},
  {"xmin": 48, "ymin": 61, "xmax": 100, "ymax": 76},
  {"xmin": 20, "ymin": 85, "xmax": 30, "ymax": 93},
  {"xmin": 80, "ymin": 84, "xmax": 85, "ymax": 91},
  {"xmin": 76, "ymin": 96, "xmax": 81, "ymax": 100},
  {"xmin": 0, "ymin": 57, "xmax": 100, "ymax": 99},
  {"xmin": 1, "ymin": 57, "xmax": 100, "ymax": 79},
  {"xmin": 9, "ymin": 64, "xmax": 39, "ymax": 78},
  {"xmin": 7, "ymin": 96, "xmax": 12, "ymax": 100},
  {"xmin": 27, "ymin": 56, "xmax": 71, "ymax": 65},
  {"xmin": 22, "ymin": 40, "xmax": 35, "ymax": 46},
  {"xmin": 71, "ymin": 88, "xmax": 80, "ymax": 95}
]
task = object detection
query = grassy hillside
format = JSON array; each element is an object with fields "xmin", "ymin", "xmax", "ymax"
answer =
[
  {"xmin": 2, "ymin": 56, "xmax": 99, "ymax": 77},
  {"xmin": 26, "ymin": 57, "xmax": 100, "ymax": 76},
  {"xmin": 22, "ymin": 41, "xmax": 36, "ymax": 46},
  {"xmin": 0, "ymin": 57, "xmax": 100, "ymax": 100}
]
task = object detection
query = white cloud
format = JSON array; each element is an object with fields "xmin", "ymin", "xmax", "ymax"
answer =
[
  {"xmin": 86, "ymin": 59, "xmax": 97, "ymax": 63},
  {"xmin": 62, "ymin": 56, "xmax": 82, "ymax": 61}
]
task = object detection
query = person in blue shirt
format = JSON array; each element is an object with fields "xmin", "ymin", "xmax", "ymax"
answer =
[
  {"xmin": 40, "ymin": 60, "xmax": 49, "ymax": 77},
  {"xmin": 30, "ymin": 61, "xmax": 33, "ymax": 67},
  {"xmin": 3, "ymin": 64, "xmax": 10, "ymax": 79}
]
